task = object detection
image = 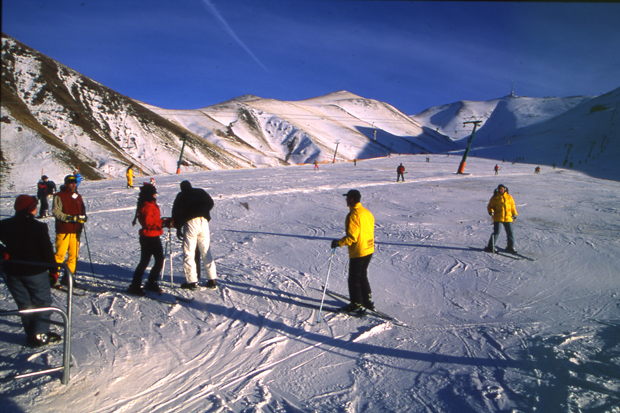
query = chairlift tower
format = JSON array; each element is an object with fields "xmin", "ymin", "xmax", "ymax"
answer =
[
  {"xmin": 456, "ymin": 117, "xmax": 482, "ymax": 174},
  {"xmin": 333, "ymin": 141, "xmax": 340, "ymax": 163},
  {"xmin": 176, "ymin": 135, "xmax": 187, "ymax": 174}
]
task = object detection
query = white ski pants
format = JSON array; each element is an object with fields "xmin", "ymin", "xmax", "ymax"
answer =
[{"xmin": 182, "ymin": 217, "xmax": 217, "ymax": 283}]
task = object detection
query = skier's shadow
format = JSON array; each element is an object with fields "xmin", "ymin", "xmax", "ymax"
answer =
[
  {"xmin": 199, "ymin": 293, "xmax": 529, "ymax": 371},
  {"xmin": 202, "ymin": 280, "xmax": 529, "ymax": 372},
  {"xmin": 217, "ymin": 279, "xmax": 340, "ymax": 312},
  {"xmin": 223, "ymin": 229, "xmax": 474, "ymax": 252}
]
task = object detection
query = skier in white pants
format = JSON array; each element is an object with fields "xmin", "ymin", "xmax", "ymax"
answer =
[
  {"xmin": 182, "ymin": 216, "xmax": 217, "ymax": 287},
  {"xmin": 172, "ymin": 180, "xmax": 217, "ymax": 290}
]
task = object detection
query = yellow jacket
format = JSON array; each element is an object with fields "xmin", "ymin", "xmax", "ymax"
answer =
[
  {"xmin": 336, "ymin": 202, "xmax": 375, "ymax": 258},
  {"xmin": 487, "ymin": 192, "xmax": 517, "ymax": 223}
]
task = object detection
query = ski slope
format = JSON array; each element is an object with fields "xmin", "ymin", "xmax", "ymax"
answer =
[{"xmin": 1, "ymin": 155, "xmax": 619, "ymax": 412}]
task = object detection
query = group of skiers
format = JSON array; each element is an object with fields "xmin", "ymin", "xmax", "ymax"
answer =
[
  {"xmin": 127, "ymin": 179, "xmax": 218, "ymax": 296},
  {"xmin": 0, "ymin": 173, "xmax": 85, "ymax": 347},
  {"xmin": 0, "ymin": 174, "xmax": 220, "ymax": 347},
  {"xmin": 0, "ymin": 162, "xmax": 519, "ymax": 346}
]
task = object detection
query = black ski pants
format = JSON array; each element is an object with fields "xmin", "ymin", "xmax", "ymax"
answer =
[
  {"xmin": 132, "ymin": 235, "xmax": 164, "ymax": 287},
  {"xmin": 348, "ymin": 254, "xmax": 373, "ymax": 306}
]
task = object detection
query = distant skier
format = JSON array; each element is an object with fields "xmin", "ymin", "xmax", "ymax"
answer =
[
  {"xmin": 494, "ymin": 164, "xmax": 499, "ymax": 175},
  {"xmin": 127, "ymin": 183, "xmax": 165, "ymax": 296},
  {"xmin": 171, "ymin": 180, "xmax": 218, "ymax": 290},
  {"xmin": 36, "ymin": 175, "xmax": 56, "ymax": 218},
  {"xmin": 52, "ymin": 175, "xmax": 87, "ymax": 286},
  {"xmin": 484, "ymin": 184, "xmax": 518, "ymax": 254},
  {"xmin": 314, "ymin": 160, "xmax": 319, "ymax": 170},
  {"xmin": 396, "ymin": 163, "xmax": 405, "ymax": 182},
  {"xmin": 331, "ymin": 189, "xmax": 375, "ymax": 315},
  {"xmin": 535, "ymin": 166, "xmax": 541, "ymax": 174},
  {"xmin": 126, "ymin": 165, "xmax": 134, "ymax": 188},
  {"xmin": 74, "ymin": 168, "xmax": 84, "ymax": 187},
  {"xmin": 0, "ymin": 195, "xmax": 62, "ymax": 347}
]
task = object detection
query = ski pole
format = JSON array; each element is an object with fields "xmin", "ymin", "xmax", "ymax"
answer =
[
  {"xmin": 161, "ymin": 229, "xmax": 169, "ymax": 283},
  {"xmin": 316, "ymin": 248, "xmax": 336, "ymax": 323},
  {"xmin": 82, "ymin": 223, "xmax": 95, "ymax": 277},
  {"xmin": 169, "ymin": 229, "xmax": 174, "ymax": 288}
]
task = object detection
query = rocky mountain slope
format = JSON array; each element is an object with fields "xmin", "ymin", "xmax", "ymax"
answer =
[{"xmin": 1, "ymin": 33, "xmax": 453, "ymax": 191}]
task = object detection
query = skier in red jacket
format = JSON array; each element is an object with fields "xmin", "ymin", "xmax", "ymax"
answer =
[
  {"xmin": 127, "ymin": 183, "xmax": 165, "ymax": 295},
  {"xmin": 396, "ymin": 163, "xmax": 405, "ymax": 182}
]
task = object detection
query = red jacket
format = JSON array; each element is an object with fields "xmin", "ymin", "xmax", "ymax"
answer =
[{"xmin": 138, "ymin": 201, "xmax": 163, "ymax": 237}]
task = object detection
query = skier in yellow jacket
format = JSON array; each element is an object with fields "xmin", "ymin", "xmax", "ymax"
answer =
[
  {"xmin": 126, "ymin": 165, "xmax": 134, "ymax": 189},
  {"xmin": 484, "ymin": 184, "xmax": 518, "ymax": 254},
  {"xmin": 331, "ymin": 189, "xmax": 375, "ymax": 314}
]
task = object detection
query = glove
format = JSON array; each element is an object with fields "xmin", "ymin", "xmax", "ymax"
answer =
[
  {"xmin": 49, "ymin": 271, "xmax": 59, "ymax": 287},
  {"xmin": 162, "ymin": 217, "xmax": 174, "ymax": 229},
  {"xmin": 78, "ymin": 215, "xmax": 88, "ymax": 223},
  {"xmin": 513, "ymin": 216, "xmax": 517, "ymax": 220},
  {"xmin": 1, "ymin": 252, "xmax": 9, "ymax": 262},
  {"xmin": 68, "ymin": 215, "xmax": 78, "ymax": 223},
  {"xmin": 331, "ymin": 240, "xmax": 340, "ymax": 249}
]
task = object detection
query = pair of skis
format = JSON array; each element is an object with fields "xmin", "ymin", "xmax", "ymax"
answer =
[
  {"xmin": 315, "ymin": 249, "xmax": 406, "ymax": 327},
  {"xmin": 53, "ymin": 275, "xmax": 193, "ymax": 305},
  {"xmin": 319, "ymin": 287, "xmax": 402, "ymax": 324}
]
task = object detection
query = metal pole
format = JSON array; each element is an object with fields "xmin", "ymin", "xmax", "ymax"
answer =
[
  {"xmin": 169, "ymin": 229, "xmax": 174, "ymax": 288},
  {"xmin": 457, "ymin": 120, "xmax": 482, "ymax": 174},
  {"xmin": 316, "ymin": 248, "xmax": 336, "ymax": 323},
  {"xmin": 0, "ymin": 261, "xmax": 73, "ymax": 384},
  {"xmin": 176, "ymin": 136, "xmax": 187, "ymax": 174},
  {"xmin": 161, "ymin": 228, "xmax": 168, "ymax": 283},
  {"xmin": 82, "ymin": 224, "xmax": 95, "ymax": 277},
  {"xmin": 332, "ymin": 141, "xmax": 340, "ymax": 163}
]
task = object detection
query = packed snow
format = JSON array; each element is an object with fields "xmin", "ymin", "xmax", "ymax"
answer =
[{"xmin": 1, "ymin": 155, "xmax": 619, "ymax": 412}]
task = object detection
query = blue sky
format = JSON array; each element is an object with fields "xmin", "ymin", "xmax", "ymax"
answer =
[{"xmin": 3, "ymin": 1, "xmax": 619, "ymax": 114}]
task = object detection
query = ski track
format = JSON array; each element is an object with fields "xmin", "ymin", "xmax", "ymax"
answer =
[{"xmin": 1, "ymin": 156, "xmax": 620, "ymax": 411}]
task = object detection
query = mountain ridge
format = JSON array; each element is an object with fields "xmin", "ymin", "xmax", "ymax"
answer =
[{"xmin": 1, "ymin": 32, "xmax": 618, "ymax": 190}]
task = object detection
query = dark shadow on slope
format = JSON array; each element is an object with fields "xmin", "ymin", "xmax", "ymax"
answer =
[
  {"xmin": 224, "ymin": 229, "xmax": 333, "ymax": 242},
  {"xmin": 195, "ymin": 279, "xmax": 535, "ymax": 373},
  {"xmin": 73, "ymin": 261, "xmax": 134, "ymax": 286},
  {"xmin": 354, "ymin": 126, "xmax": 453, "ymax": 159},
  {"xmin": 223, "ymin": 229, "xmax": 477, "ymax": 252},
  {"xmin": 517, "ymin": 322, "xmax": 620, "ymax": 411},
  {"xmin": 217, "ymin": 279, "xmax": 335, "ymax": 313}
]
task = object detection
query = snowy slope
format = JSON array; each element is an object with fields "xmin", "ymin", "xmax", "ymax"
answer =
[
  {"xmin": 1, "ymin": 155, "xmax": 619, "ymax": 412},
  {"xmin": 410, "ymin": 90, "xmax": 620, "ymax": 181},
  {"xmin": 410, "ymin": 94, "xmax": 594, "ymax": 144},
  {"xmin": 148, "ymin": 90, "xmax": 455, "ymax": 168}
]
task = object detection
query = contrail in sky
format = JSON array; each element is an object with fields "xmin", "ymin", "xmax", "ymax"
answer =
[{"xmin": 201, "ymin": 0, "xmax": 269, "ymax": 72}]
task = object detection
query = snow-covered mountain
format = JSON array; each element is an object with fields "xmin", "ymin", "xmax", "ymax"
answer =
[
  {"xmin": 411, "ymin": 89, "xmax": 620, "ymax": 181},
  {"xmin": 2, "ymin": 32, "xmax": 618, "ymax": 192},
  {"xmin": 0, "ymin": 34, "xmax": 453, "ymax": 191}
]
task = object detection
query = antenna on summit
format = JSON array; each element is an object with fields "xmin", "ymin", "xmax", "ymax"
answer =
[{"xmin": 510, "ymin": 80, "xmax": 515, "ymax": 97}]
